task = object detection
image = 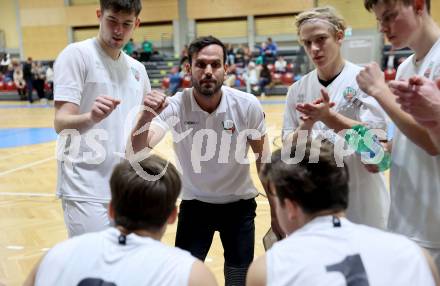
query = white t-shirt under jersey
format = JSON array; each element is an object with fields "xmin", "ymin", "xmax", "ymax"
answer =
[
  {"xmin": 282, "ymin": 61, "xmax": 390, "ymax": 229},
  {"xmin": 266, "ymin": 216, "xmax": 435, "ymax": 286},
  {"xmin": 54, "ymin": 38, "xmax": 150, "ymax": 203},
  {"xmin": 152, "ymin": 86, "xmax": 266, "ymax": 204},
  {"xmin": 389, "ymin": 38, "xmax": 440, "ymax": 248},
  {"xmin": 35, "ymin": 228, "xmax": 196, "ymax": 286}
]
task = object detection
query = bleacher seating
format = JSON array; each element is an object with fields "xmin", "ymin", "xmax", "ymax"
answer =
[{"xmin": 1, "ymin": 48, "xmax": 301, "ymax": 100}]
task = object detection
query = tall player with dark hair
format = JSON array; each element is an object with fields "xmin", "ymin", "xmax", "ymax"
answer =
[
  {"xmin": 358, "ymin": 0, "xmax": 440, "ymax": 271},
  {"xmin": 53, "ymin": 0, "xmax": 150, "ymax": 237}
]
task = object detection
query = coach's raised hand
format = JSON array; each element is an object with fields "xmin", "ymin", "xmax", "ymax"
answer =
[
  {"xmin": 129, "ymin": 89, "xmax": 168, "ymax": 155},
  {"xmin": 141, "ymin": 89, "xmax": 168, "ymax": 119}
]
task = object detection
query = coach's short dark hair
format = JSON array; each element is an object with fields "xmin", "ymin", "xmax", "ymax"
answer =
[
  {"xmin": 261, "ymin": 140, "xmax": 349, "ymax": 215},
  {"xmin": 100, "ymin": 0, "xmax": 142, "ymax": 16},
  {"xmin": 110, "ymin": 155, "xmax": 181, "ymax": 232},
  {"xmin": 364, "ymin": 0, "xmax": 430, "ymax": 13},
  {"xmin": 188, "ymin": 36, "xmax": 227, "ymax": 65}
]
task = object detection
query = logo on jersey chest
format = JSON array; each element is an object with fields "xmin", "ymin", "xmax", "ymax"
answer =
[
  {"xmin": 222, "ymin": 120, "xmax": 236, "ymax": 133},
  {"xmin": 131, "ymin": 67, "xmax": 140, "ymax": 82},
  {"xmin": 184, "ymin": 120, "xmax": 198, "ymax": 125},
  {"xmin": 343, "ymin": 87, "xmax": 357, "ymax": 101},
  {"xmin": 423, "ymin": 61, "xmax": 435, "ymax": 78}
]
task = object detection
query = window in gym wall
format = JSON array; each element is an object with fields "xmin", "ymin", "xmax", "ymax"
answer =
[
  {"xmin": 72, "ymin": 22, "xmax": 173, "ymax": 46},
  {"xmin": 73, "ymin": 27, "xmax": 99, "ymax": 42},
  {"xmin": 255, "ymin": 14, "xmax": 297, "ymax": 37},
  {"xmin": 196, "ymin": 18, "xmax": 247, "ymax": 39},
  {"xmin": 70, "ymin": 0, "xmax": 98, "ymax": 5},
  {"xmin": 135, "ymin": 23, "xmax": 173, "ymax": 47}
]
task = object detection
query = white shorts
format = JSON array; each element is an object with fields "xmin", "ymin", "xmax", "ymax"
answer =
[{"xmin": 61, "ymin": 199, "xmax": 110, "ymax": 238}]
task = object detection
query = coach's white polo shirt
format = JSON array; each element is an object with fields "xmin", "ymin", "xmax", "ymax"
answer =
[{"xmin": 153, "ymin": 86, "xmax": 266, "ymax": 203}]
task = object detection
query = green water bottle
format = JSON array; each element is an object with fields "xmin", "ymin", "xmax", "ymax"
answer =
[{"xmin": 344, "ymin": 125, "xmax": 391, "ymax": 171}]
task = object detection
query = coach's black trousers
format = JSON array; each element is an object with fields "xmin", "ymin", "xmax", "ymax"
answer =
[{"xmin": 175, "ymin": 198, "xmax": 257, "ymax": 280}]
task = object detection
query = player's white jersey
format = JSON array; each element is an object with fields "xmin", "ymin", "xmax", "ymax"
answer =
[
  {"xmin": 266, "ymin": 216, "xmax": 435, "ymax": 286},
  {"xmin": 54, "ymin": 38, "xmax": 150, "ymax": 203},
  {"xmin": 389, "ymin": 38, "xmax": 440, "ymax": 248},
  {"xmin": 282, "ymin": 61, "xmax": 390, "ymax": 229},
  {"xmin": 35, "ymin": 228, "xmax": 196, "ymax": 286}
]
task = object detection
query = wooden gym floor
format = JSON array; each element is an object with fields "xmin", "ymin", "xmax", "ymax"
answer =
[{"xmin": 0, "ymin": 97, "xmax": 288, "ymax": 285}]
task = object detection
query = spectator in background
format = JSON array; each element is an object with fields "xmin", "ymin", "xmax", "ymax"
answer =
[
  {"xmin": 45, "ymin": 64, "xmax": 54, "ymax": 100},
  {"xmin": 224, "ymin": 64, "xmax": 237, "ymax": 87},
  {"xmin": 131, "ymin": 50, "xmax": 140, "ymax": 61},
  {"xmin": 235, "ymin": 44, "xmax": 245, "ymax": 67},
  {"xmin": 168, "ymin": 66, "xmax": 182, "ymax": 96},
  {"xmin": 0, "ymin": 53, "xmax": 10, "ymax": 73},
  {"xmin": 23, "ymin": 57, "xmax": 34, "ymax": 104},
  {"xmin": 12, "ymin": 59, "xmax": 26, "ymax": 100},
  {"xmin": 123, "ymin": 38, "xmax": 135, "ymax": 56},
  {"xmin": 3, "ymin": 63, "xmax": 14, "ymax": 83},
  {"xmin": 274, "ymin": 56, "xmax": 287, "ymax": 73},
  {"xmin": 181, "ymin": 44, "xmax": 189, "ymax": 58},
  {"xmin": 179, "ymin": 56, "xmax": 189, "ymax": 77},
  {"xmin": 32, "ymin": 61, "xmax": 47, "ymax": 104},
  {"xmin": 259, "ymin": 42, "xmax": 268, "ymax": 59},
  {"xmin": 266, "ymin": 37, "xmax": 278, "ymax": 57},
  {"xmin": 243, "ymin": 44, "xmax": 252, "ymax": 66},
  {"xmin": 226, "ymin": 43, "xmax": 235, "ymax": 65},
  {"xmin": 142, "ymin": 37, "xmax": 153, "ymax": 61},
  {"xmin": 258, "ymin": 64, "xmax": 272, "ymax": 96},
  {"xmin": 244, "ymin": 61, "xmax": 258, "ymax": 94}
]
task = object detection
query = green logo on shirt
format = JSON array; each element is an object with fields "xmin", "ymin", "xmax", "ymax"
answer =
[{"xmin": 343, "ymin": 87, "xmax": 357, "ymax": 101}]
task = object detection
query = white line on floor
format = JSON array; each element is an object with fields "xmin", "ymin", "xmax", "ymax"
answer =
[
  {"xmin": 0, "ymin": 192, "xmax": 55, "ymax": 197},
  {"xmin": 0, "ymin": 156, "xmax": 55, "ymax": 177},
  {"xmin": 0, "ymin": 143, "xmax": 54, "ymax": 161}
]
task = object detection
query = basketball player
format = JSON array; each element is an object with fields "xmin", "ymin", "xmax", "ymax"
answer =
[
  {"xmin": 246, "ymin": 141, "xmax": 439, "ymax": 286},
  {"xmin": 357, "ymin": 0, "xmax": 440, "ymax": 271},
  {"xmin": 25, "ymin": 155, "xmax": 217, "ymax": 286},
  {"xmin": 282, "ymin": 7, "xmax": 390, "ymax": 229},
  {"xmin": 53, "ymin": 0, "xmax": 150, "ymax": 237},
  {"xmin": 129, "ymin": 36, "xmax": 268, "ymax": 285}
]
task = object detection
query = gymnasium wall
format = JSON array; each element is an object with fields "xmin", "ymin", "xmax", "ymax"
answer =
[
  {"xmin": 18, "ymin": 0, "xmax": 67, "ymax": 60},
  {"xmin": 10, "ymin": 0, "xmax": 440, "ymax": 60},
  {"xmin": 255, "ymin": 15, "xmax": 297, "ymax": 37},
  {"xmin": 73, "ymin": 24, "xmax": 173, "ymax": 44},
  {"xmin": 0, "ymin": 0, "xmax": 19, "ymax": 51},
  {"xmin": 16, "ymin": 0, "xmax": 177, "ymax": 60},
  {"xmin": 317, "ymin": 0, "xmax": 377, "ymax": 29},
  {"xmin": 187, "ymin": 0, "xmax": 313, "ymax": 19},
  {"xmin": 196, "ymin": 19, "xmax": 248, "ymax": 39}
]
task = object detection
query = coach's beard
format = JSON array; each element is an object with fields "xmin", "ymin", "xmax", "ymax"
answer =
[{"xmin": 193, "ymin": 78, "xmax": 223, "ymax": 97}]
